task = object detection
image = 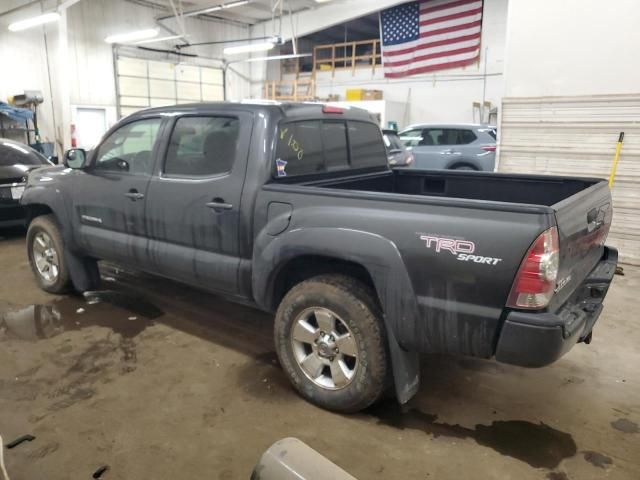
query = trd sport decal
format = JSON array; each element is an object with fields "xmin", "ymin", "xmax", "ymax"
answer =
[{"xmin": 419, "ymin": 234, "xmax": 503, "ymax": 266}]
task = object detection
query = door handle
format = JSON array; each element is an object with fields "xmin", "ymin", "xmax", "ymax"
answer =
[
  {"xmin": 124, "ymin": 191, "xmax": 145, "ymax": 201},
  {"xmin": 206, "ymin": 200, "xmax": 233, "ymax": 211}
]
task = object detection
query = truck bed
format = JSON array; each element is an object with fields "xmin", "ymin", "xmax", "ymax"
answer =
[
  {"xmin": 312, "ymin": 169, "xmax": 600, "ymax": 207},
  {"xmin": 289, "ymin": 167, "xmax": 612, "ymax": 331}
]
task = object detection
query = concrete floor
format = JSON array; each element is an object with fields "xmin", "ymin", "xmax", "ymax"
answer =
[{"xmin": 0, "ymin": 228, "xmax": 638, "ymax": 480}]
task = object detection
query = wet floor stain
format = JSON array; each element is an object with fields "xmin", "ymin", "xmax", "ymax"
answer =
[
  {"xmin": 234, "ymin": 351, "xmax": 292, "ymax": 403},
  {"xmin": 611, "ymin": 418, "xmax": 639, "ymax": 434},
  {"xmin": 583, "ymin": 450, "xmax": 613, "ymax": 469},
  {"xmin": 0, "ymin": 290, "xmax": 163, "ymax": 342},
  {"xmin": 366, "ymin": 402, "xmax": 577, "ymax": 469},
  {"xmin": 1, "ymin": 291, "xmax": 165, "ymax": 413},
  {"xmin": 546, "ymin": 472, "xmax": 569, "ymax": 480}
]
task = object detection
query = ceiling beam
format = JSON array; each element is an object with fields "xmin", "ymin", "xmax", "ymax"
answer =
[{"xmin": 250, "ymin": 0, "xmax": 405, "ymax": 41}]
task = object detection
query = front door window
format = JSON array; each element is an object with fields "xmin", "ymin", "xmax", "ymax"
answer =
[{"xmin": 94, "ymin": 118, "xmax": 162, "ymax": 174}]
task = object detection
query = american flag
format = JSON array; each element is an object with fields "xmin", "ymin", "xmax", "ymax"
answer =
[{"xmin": 380, "ymin": 0, "xmax": 484, "ymax": 78}]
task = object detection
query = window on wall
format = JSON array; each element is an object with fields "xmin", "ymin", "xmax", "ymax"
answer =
[{"xmin": 115, "ymin": 55, "xmax": 224, "ymax": 118}]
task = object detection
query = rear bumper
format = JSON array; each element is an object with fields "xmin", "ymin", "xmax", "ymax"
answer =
[{"xmin": 495, "ymin": 246, "xmax": 618, "ymax": 367}]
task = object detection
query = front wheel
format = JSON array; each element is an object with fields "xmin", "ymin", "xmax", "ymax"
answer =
[
  {"xmin": 27, "ymin": 215, "xmax": 72, "ymax": 293},
  {"xmin": 274, "ymin": 274, "xmax": 389, "ymax": 413}
]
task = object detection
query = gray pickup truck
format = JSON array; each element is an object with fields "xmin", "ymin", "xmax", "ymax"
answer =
[{"xmin": 21, "ymin": 102, "xmax": 617, "ymax": 412}]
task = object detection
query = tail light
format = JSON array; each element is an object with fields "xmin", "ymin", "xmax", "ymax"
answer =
[
  {"xmin": 507, "ymin": 227, "xmax": 559, "ymax": 309},
  {"xmin": 481, "ymin": 145, "xmax": 496, "ymax": 152},
  {"xmin": 322, "ymin": 105, "xmax": 344, "ymax": 114}
]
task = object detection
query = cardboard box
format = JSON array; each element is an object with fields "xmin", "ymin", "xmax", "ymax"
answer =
[
  {"xmin": 346, "ymin": 89, "xmax": 364, "ymax": 101},
  {"xmin": 362, "ymin": 89, "xmax": 383, "ymax": 100},
  {"xmin": 346, "ymin": 89, "xmax": 383, "ymax": 101}
]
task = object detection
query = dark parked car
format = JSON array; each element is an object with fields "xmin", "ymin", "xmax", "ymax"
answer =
[
  {"xmin": 0, "ymin": 138, "xmax": 53, "ymax": 227},
  {"xmin": 399, "ymin": 123, "xmax": 497, "ymax": 171},
  {"xmin": 382, "ymin": 129, "xmax": 413, "ymax": 167},
  {"xmin": 21, "ymin": 103, "xmax": 616, "ymax": 412}
]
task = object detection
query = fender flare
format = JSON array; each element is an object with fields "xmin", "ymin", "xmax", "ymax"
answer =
[
  {"xmin": 22, "ymin": 186, "xmax": 74, "ymax": 245},
  {"xmin": 253, "ymin": 227, "xmax": 421, "ymax": 403},
  {"xmin": 22, "ymin": 186, "xmax": 97, "ymax": 291}
]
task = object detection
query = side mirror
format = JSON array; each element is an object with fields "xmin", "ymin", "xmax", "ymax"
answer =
[{"xmin": 64, "ymin": 148, "xmax": 87, "ymax": 169}]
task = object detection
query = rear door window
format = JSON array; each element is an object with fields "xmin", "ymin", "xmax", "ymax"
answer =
[
  {"xmin": 456, "ymin": 129, "xmax": 477, "ymax": 144},
  {"xmin": 420, "ymin": 128, "xmax": 446, "ymax": 145},
  {"xmin": 164, "ymin": 116, "xmax": 240, "ymax": 177}
]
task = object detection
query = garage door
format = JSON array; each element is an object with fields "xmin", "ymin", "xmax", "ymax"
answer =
[
  {"xmin": 498, "ymin": 94, "xmax": 640, "ymax": 265},
  {"xmin": 115, "ymin": 55, "xmax": 224, "ymax": 118}
]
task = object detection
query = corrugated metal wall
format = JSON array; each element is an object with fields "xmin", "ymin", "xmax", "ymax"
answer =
[{"xmin": 498, "ymin": 94, "xmax": 640, "ymax": 265}]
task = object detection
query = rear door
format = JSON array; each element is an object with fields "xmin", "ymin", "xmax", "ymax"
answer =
[
  {"xmin": 400, "ymin": 127, "xmax": 440, "ymax": 168},
  {"xmin": 144, "ymin": 112, "xmax": 252, "ymax": 294}
]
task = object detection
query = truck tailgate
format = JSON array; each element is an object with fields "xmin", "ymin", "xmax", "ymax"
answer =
[{"xmin": 551, "ymin": 180, "xmax": 612, "ymax": 309}]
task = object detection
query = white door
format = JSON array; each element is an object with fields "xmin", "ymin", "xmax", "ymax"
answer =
[
  {"xmin": 76, "ymin": 108, "xmax": 107, "ymax": 149},
  {"xmin": 115, "ymin": 56, "xmax": 224, "ymax": 118}
]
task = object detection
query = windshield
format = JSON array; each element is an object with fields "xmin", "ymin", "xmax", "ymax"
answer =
[
  {"xmin": 0, "ymin": 141, "xmax": 49, "ymax": 166},
  {"xmin": 383, "ymin": 132, "xmax": 405, "ymax": 151}
]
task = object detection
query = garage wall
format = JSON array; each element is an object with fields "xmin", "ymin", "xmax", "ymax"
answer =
[
  {"xmin": 499, "ymin": 0, "xmax": 640, "ymax": 265},
  {"xmin": 252, "ymin": 0, "xmax": 508, "ymax": 128},
  {"xmin": 0, "ymin": 1, "xmax": 59, "ymax": 149},
  {"xmin": 66, "ymin": 0, "xmax": 251, "ymax": 109},
  {"xmin": 0, "ymin": 0, "xmax": 252, "ymax": 154}
]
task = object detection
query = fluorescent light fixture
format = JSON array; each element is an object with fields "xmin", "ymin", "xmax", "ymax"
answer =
[
  {"xmin": 8, "ymin": 12, "xmax": 60, "ymax": 32},
  {"xmin": 224, "ymin": 41, "xmax": 274, "ymax": 55},
  {"xmin": 315, "ymin": 0, "xmax": 333, "ymax": 3},
  {"xmin": 223, "ymin": 0, "xmax": 250, "ymax": 8},
  {"xmin": 236, "ymin": 53, "xmax": 312, "ymax": 63},
  {"xmin": 184, "ymin": 0, "xmax": 249, "ymax": 17},
  {"xmin": 104, "ymin": 28, "xmax": 158, "ymax": 44},
  {"xmin": 135, "ymin": 34, "xmax": 185, "ymax": 45}
]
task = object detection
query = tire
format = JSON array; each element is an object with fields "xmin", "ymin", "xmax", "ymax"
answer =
[
  {"xmin": 452, "ymin": 164, "xmax": 477, "ymax": 171},
  {"xmin": 27, "ymin": 214, "xmax": 72, "ymax": 293},
  {"xmin": 274, "ymin": 274, "xmax": 389, "ymax": 413}
]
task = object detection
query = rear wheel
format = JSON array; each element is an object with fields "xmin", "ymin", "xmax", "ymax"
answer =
[
  {"xmin": 27, "ymin": 215, "xmax": 72, "ymax": 293},
  {"xmin": 274, "ymin": 274, "xmax": 389, "ymax": 412}
]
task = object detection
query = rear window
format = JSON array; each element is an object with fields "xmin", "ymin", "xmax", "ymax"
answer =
[
  {"xmin": 322, "ymin": 122, "xmax": 349, "ymax": 170},
  {"xmin": 349, "ymin": 122, "xmax": 388, "ymax": 168},
  {"xmin": 479, "ymin": 127, "xmax": 497, "ymax": 140},
  {"xmin": 274, "ymin": 119, "xmax": 386, "ymax": 177},
  {"xmin": 275, "ymin": 121, "xmax": 326, "ymax": 176},
  {"xmin": 0, "ymin": 141, "xmax": 48, "ymax": 166},
  {"xmin": 383, "ymin": 132, "xmax": 405, "ymax": 151}
]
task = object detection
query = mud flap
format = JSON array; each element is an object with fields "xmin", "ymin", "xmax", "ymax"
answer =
[
  {"xmin": 65, "ymin": 246, "xmax": 100, "ymax": 292},
  {"xmin": 386, "ymin": 327, "xmax": 420, "ymax": 404}
]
